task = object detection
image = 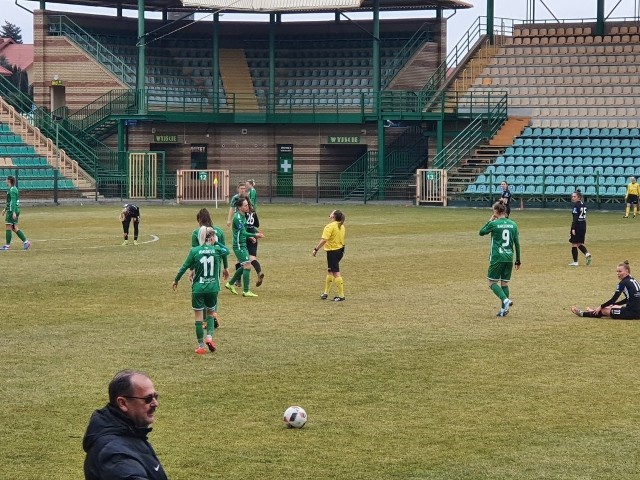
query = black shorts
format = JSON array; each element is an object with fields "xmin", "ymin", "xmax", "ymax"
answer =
[
  {"xmin": 326, "ymin": 248, "xmax": 344, "ymax": 273},
  {"xmin": 610, "ymin": 306, "xmax": 640, "ymax": 320},
  {"xmin": 627, "ymin": 194, "xmax": 638, "ymax": 205},
  {"xmin": 569, "ymin": 223, "xmax": 586, "ymax": 244},
  {"xmin": 246, "ymin": 237, "xmax": 258, "ymax": 256}
]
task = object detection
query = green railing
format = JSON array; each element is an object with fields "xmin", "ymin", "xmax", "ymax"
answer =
[
  {"xmin": 339, "ymin": 124, "xmax": 428, "ymax": 198},
  {"xmin": 421, "ymin": 16, "xmax": 517, "ymax": 105},
  {"xmin": 56, "ymin": 89, "xmax": 137, "ymax": 134},
  {"xmin": 47, "ymin": 14, "xmax": 136, "ymax": 85},
  {"xmin": 0, "ymin": 76, "xmax": 123, "ymax": 180},
  {"xmin": 339, "ymin": 150, "xmax": 379, "ymax": 196},
  {"xmin": 433, "ymin": 92, "xmax": 508, "ymax": 171},
  {"xmin": 381, "ymin": 25, "xmax": 433, "ymax": 89}
]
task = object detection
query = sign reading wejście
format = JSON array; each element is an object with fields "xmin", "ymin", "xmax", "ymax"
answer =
[
  {"xmin": 327, "ymin": 136, "xmax": 360, "ymax": 144},
  {"xmin": 153, "ymin": 134, "xmax": 178, "ymax": 143}
]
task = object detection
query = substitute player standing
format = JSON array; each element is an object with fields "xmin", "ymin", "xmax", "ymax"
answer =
[
  {"xmin": 479, "ymin": 201, "xmax": 521, "ymax": 317},
  {"xmin": 623, "ymin": 177, "xmax": 640, "ymax": 218},
  {"xmin": 120, "ymin": 203, "xmax": 140, "ymax": 245},
  {"xmin": 2, "ymin": 175, "xmax": 30, "ymax": 251},
  {"xmin": 568, "ymin": 189, "xmax": 592, "ymax": 266}
]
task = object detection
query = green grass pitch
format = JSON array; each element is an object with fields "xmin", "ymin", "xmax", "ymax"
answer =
[{"xmin": 2, "ymin": 203, "xmax": 640, "ymax": 479}]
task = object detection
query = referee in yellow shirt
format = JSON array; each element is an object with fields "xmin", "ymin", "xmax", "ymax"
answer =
[
  {"xmin": 624, "ymin": 177, "xmax": 640, "ymax": 218},
  {"xmin": 312, "ymin": 210, "xmax": 346, "ymax": 301}
]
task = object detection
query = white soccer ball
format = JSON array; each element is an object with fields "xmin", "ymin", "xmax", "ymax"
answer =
[{"xmin": 283, "ymin": 406, "xmax": 307, "ymax": 428}]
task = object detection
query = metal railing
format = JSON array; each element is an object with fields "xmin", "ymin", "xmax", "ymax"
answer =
[
  {"xmin": 382, "ymin": 25, "xmax": 433, "ymax": 89},
  {"xmin": 0, "ymin": 76, "xmax": 105, "ymax": 183},
  {"xmin": 47, "ymin": 14, "xmax": 136, "ymax": 85},
  {"xmin": 432, "ymin": 92, "xmax": 508, "ymax": 170}
]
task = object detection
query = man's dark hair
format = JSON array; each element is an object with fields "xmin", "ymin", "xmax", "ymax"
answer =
[
  {"xmin": 7, "ymin": 175, "xmax": 15, "ymax": 186},
  {"xmin": 108, "ymin": 370, "xmax": 147, "ymax": 406}
]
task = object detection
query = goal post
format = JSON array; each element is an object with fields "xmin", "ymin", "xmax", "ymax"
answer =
[
  {"xmin": 176, "ymin": 169, "xmax": 230, "ymax": 205},
  {"xmin": 416, "ymin": 169, "xmax": 447, "ymax": 206}
]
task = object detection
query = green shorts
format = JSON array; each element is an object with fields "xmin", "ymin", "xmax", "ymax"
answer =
[
  {"xmin": 192, "ymin": 292, "xmax": 218, "ymax": 311},
  {"xmin": 233, "ymin": 246, "xmax": 250, "ymax": 265},
  {"xmin": 5, "ymin": 210, "xmax": 19, "ymax": 225},
  {"xmin": 487, "ymin": 262, "xmax": 513, "ymax": 282}
]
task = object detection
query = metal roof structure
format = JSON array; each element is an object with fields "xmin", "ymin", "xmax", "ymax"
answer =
[{"xmin": 24, "ymin": 0, "xmax": 472, "ymax": 12}]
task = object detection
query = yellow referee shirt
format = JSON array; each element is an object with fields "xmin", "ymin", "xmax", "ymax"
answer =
[
  {"xmin": 626, "ymin": 182, "xmax": 640, "ymax": 197},
  {"xmin": 321, "ymin": 221, "xmax": 346, "ymax": 251}
]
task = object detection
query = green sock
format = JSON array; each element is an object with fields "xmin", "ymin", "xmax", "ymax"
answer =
[
  {"xmin": 206, "ymin": 316, "xmax": 215, "ymax": 336},
  {"xmin": 229, "ymin": 268, "xmax": 243, "ymax": 285},
  {"xmin": 5, "ymin": 230, "xmax": 11, "ymax": 245},
  {"xmin": 242, "ymin": 268, "xmax": 251, "ymax": 292},
  {"xmin": 16, "ymin": 230, "xmax": 26, "ymax": 242},
  {"xmin": 195, "ymin": 321, "xmax": 204, "ymax": 344},
  {"xmin": 502, "ymin": 286, "xmax": 510, "ymax": 298},
  {"xmin": 490, "ymin": 283, "xmax": 507, "ymax": 302}
]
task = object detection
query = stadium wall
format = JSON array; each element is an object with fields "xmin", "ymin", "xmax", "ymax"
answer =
[
  {"xmin": 32, "ymin": 11, "xmax": 126, "ymax": 113},
  {"xmin": 116, "ymin": 123, "xmax": 378, "ymax": 174}
]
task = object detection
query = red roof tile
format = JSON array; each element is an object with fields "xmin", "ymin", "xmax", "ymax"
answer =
[{"xmin": 0, "ymin": 38, "xmax": 34, "ymax": 71}]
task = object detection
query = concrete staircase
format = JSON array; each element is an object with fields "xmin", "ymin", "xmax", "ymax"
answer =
[
  {"xmin": 446, "ymin": 116, "xmax": 530, "ymax": 198},
  {"xmin": 218, "ymin": 49, "xmax": 258, "ymax": 111},
  {"xmin": 386, "ymin": 42, "xmax": 439, "ymax": 91},
  {"xmin": 489, "ymin": 116, "xmax": 530, "ymax": 147}
]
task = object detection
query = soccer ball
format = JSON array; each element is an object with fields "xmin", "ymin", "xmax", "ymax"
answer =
[{"xmin": 283, "ymin": 406, "xmax": 307, "ymax": 428}]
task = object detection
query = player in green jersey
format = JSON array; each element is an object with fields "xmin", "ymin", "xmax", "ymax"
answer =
[
  {"xmin": 226, "ymin": 182, "xmax": 246, "ymax": 227},
  {"xmin": 224, "ymin": 197, "xmax": 264, "ymax": 297},
  {"xmin": 173, "ymin": 226, "xmax": 229, "ymax": 354},
  {"xmin": 2, "ymin": 176, "xmax": 31, "ymax": 251},
  {"xmin": 479, "ymin": 201, "xmax": 521, "ymax": 317},
  {"xmin": 245, "ymin": 179, "xmax": 257, "ymax": 210},
  {"xmin": 192, "ymin": 208, "xmax": 229, "ymax": 329}
]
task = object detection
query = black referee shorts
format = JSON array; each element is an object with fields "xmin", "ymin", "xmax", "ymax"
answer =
[{"xmin": 326, "ymin": 248, "xmax": 344, "ymax": 273}]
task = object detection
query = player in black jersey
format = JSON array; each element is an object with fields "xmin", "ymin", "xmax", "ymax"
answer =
[
  {"xmin": 568, "ymin": 189, "xmax": 592, "ymax": 266},
  {"xmin": 500, "ymin": 181, "xmax": 512, "ymax": 218},
  {"xmin": 571, "ymin": 260, "xmax": 640, "ymax": 319},
  {"xmin": 244, "ymin": 201, "xmax": 265, "ymax": 287},
  {"xmin": 120, "ymin": 204, "xmax": 140, "ymax": 246}
]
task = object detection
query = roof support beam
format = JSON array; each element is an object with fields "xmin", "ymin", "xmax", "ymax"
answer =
[{"xmin": 136, "ymin": 0, "xmax": 146, "ymax": 114}]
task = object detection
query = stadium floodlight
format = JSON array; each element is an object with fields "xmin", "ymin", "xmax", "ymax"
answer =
[{"xmin": 180, "ymin": 0, "xmax": 364, "ymax": 11}]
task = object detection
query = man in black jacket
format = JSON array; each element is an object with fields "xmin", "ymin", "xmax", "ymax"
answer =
[{"xmin": 83, "ymin": 370, "xmax": 168, "ymax": 479}]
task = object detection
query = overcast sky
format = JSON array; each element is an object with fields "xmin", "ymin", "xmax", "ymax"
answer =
[{"xmin": 2, "ymin": 0, "xmax": 639, "ymax": 46}]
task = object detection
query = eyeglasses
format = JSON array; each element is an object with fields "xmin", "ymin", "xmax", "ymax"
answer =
[{"xmin": 123, "ymin": 393, "xmax": 159, "ymax": 404}]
